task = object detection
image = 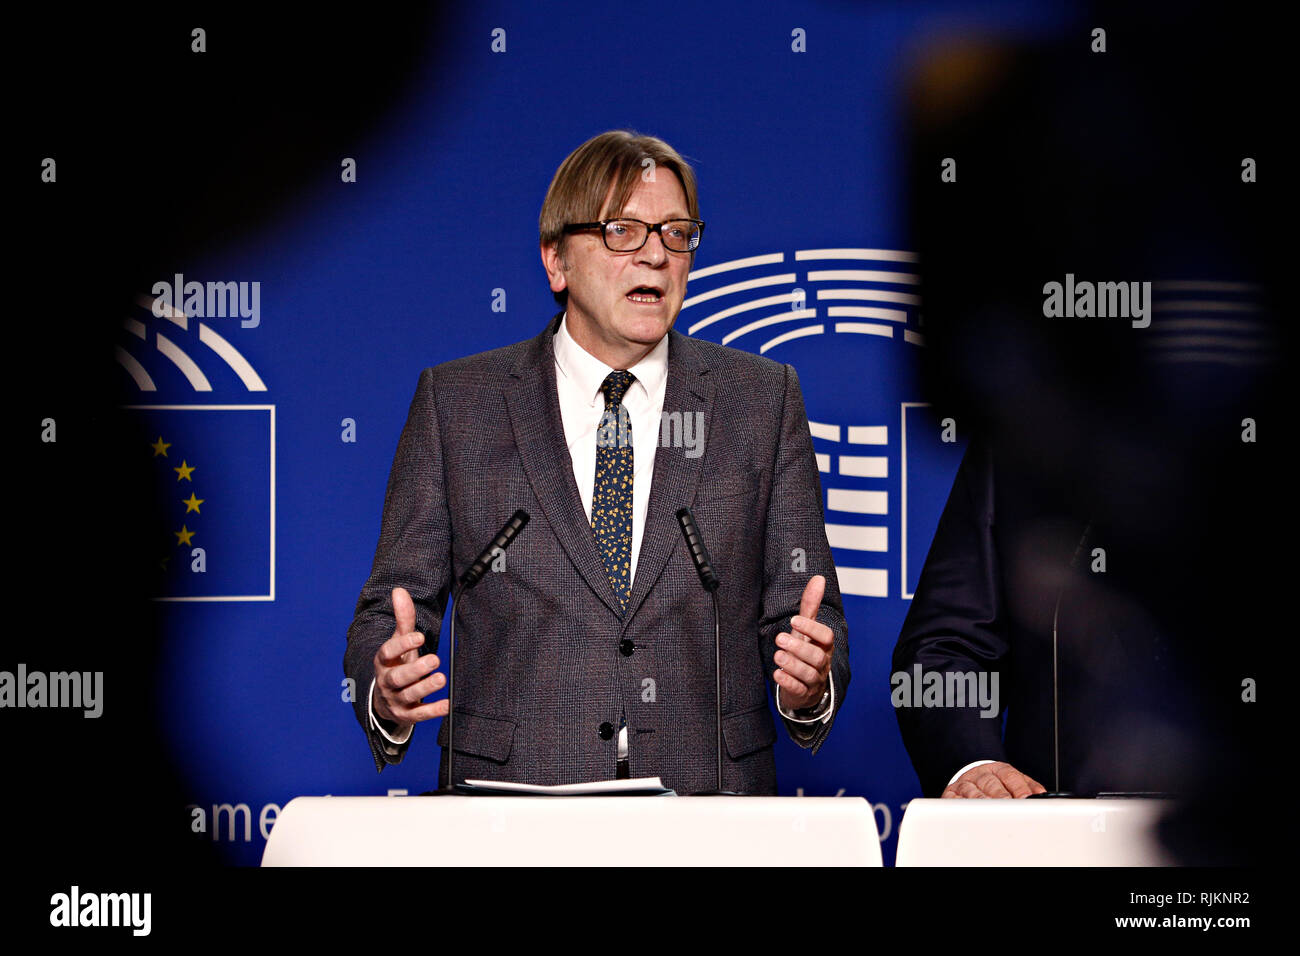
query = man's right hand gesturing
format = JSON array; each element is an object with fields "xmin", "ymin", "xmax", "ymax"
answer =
[{"xmin": 372, "ymin": 586, "xmax": 448, "ymax": 729}]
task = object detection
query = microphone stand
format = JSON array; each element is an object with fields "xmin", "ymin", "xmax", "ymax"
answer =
[
  {"xmin": 445, "ymin": 580, "xmax": 466, "ymax": 791},
  {"xmin": 1029, "ymin": 521, "xmax": 1092, "ymax": 798},
  {"xmin": 677, "ymin": 507, "xmax": 740, "ymax": 796},
  {"xmin": 420, "ymin": 510, "xmax": 529, "ymax": 796}
]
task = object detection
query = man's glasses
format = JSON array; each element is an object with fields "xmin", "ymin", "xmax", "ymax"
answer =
[{"xmin": 563, "ymin": 218, "xmax": 705, "ymax": 253}]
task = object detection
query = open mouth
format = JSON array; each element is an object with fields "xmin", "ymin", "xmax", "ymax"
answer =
[{"xmin": 626, "ymin": 285, "xmax": 664, "ymax": 304}]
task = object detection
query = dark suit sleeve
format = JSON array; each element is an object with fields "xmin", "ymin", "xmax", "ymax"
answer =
[
  {"xmin": 892, "ymin": 440, "xmax": 1009, "ymax": 795},
  {"xmin": 344, "ymin": 368, "xmax": 454, "ymax": 772},
  {"xmin": 758, "ymin": 363, "xmax": 851, "ymax": 754}
]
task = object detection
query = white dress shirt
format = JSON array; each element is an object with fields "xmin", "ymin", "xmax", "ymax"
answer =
[
  {"xmin": 552, "ymin": 312, "xmax": 668, "ymax": 587},
  {"xmin": 370, "ymin": 313, "xmax": 832, "ymax": 755}
]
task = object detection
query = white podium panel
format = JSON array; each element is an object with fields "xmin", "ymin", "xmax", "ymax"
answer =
[
  {"xmin": 895, "ymin": 798, "xmax": 1175, "ymax": 866},
  {"xmin": 262, "ymin": 796, "xmax": 882, "ymax": 867}
]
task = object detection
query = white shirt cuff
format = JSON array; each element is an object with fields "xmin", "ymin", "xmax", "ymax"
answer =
[
  {"xmin": 369, "ymin": 677, "xmax": 414, "ymax": 746},
  {"xmin": 947, "ymin": 759, "xmax": 996, "ymax": 787},
  {"xmin": 775, "ymin": 672, "xmax": 835, "ymax": 725}
]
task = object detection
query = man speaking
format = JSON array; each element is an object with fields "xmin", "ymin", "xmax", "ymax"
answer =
[{"xmin": 344, "ymin": 130, "xmax": 850, "ymax": 794}]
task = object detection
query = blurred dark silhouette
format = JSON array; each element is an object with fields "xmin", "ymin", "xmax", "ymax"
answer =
[
  {"xmin": 897, "ymin": 1, "xmax": 1280, "ymax": 863},
  {"xmin": 9, "ymin": 5, "xmax": 441, "ymax": 879}
]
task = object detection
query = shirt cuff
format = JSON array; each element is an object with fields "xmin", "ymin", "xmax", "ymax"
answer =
[
  {"xmin": 775, "ymin": 672, "xmax": 835, "ymax": 725},
  {"xmin": 947, "ymin": 759, "xmax": 996, "ymax": 787},
  {"xmin": 369, "ymin": 677, "xmax": 414, "ymax": 746}
]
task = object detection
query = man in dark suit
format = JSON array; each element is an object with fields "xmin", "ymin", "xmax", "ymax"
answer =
[
  {"xmin": 893, "ymin": 438, "xmax": 1204, "ymax": 800},
  {"xmin": 344, "ymin": 130, "xmax": 850, "ymax": 794}
]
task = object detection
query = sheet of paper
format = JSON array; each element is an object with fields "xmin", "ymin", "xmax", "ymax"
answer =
[{"xmin": 460, "ymin": 777, "xmax": 673, "ymax": 795}]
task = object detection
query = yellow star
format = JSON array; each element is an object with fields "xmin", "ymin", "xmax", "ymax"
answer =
[
  {"xmin": 174, "ymin": 460, "xmax": 195, "ymax": 482},
  {"xmin": 182, "ymin": 492, "xmax": 204, "ymax": 514},
  {"xmin": 159, "ymin": 555, "xmax": 170, "ymax": 571},
  {"xmin": 151, "ymin": 436, "xmax": 171, "ymax": 457},
  {"xmin": 175, "ymin": 525, "xmax": 195, "ymax": 546}
]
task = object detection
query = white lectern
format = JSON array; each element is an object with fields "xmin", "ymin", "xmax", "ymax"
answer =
[
  {"xmin": 895, "ymin": 797, "xmax": 1175, "ymax": 866},
  {"xmin": 262, "ymin": 796, "xmax": 882, "ymax": 866}
]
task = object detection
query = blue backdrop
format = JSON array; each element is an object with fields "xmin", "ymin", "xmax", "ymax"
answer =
[{"xmin": 119, "ymin": 0, "xmax": 1079, "ymax": 864}]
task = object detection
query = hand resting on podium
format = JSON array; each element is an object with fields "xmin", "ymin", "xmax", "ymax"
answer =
[{"xmin": 942, "ymin": 760, "xmax": 1047, "ymax": 799}]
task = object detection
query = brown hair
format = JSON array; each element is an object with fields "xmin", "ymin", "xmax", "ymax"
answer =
[{"xmin": 539, "ymin": 130, "xmax": 700, "ymax": 306}]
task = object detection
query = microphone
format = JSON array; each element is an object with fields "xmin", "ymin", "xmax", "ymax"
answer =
[
  {"xmin": 460, "ymin": 510, "xmax": 530, "ymax": 590},
  {"xmin": 433, "ymin": 510, "xmax": 529, "ymax": 794},
  {"xmin": 676, "ymin": 507, "xmax": 737, "ymax": 795},
  {"xmin": 677, "ymin": 506, "xmax": 720, "ymax": 593}
]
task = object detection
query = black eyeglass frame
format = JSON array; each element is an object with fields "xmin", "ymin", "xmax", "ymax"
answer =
[{"xmin": 562, "ymin": 218, "xmax": 706, "ymax": 253}]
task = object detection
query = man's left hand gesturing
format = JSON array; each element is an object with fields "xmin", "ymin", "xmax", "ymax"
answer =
[{"xmin": 773, "ymin": 574, "xmax": 833, "ymax": 710}]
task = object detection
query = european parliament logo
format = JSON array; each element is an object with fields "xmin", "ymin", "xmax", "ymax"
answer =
[
  {"xmin": 683, "ymin": 248, "xmax": 959, "ymax": 600},
  {"xmin": 117, "ymin": 295, "xmax": 275, "ymax": 601}
]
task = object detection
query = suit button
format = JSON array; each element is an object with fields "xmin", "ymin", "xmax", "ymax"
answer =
[
  {"xmin": 598, "ymin": 722, "xmax": 615, "ymax": 740},
  {"xmin": 619, "ymin": 639, "xmax": 634, "ymax": 657}
]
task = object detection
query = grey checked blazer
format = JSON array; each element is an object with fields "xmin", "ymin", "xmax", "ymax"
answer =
[{"xmin": 345, "ymin": 311, "xmax": 850, "ymax": 794}]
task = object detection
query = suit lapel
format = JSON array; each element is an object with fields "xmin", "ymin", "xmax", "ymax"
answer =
[
  {"xmin": 505, "ymin": 314, "xmax": 626, "ymax": 618},
  {"xmin": 505, "ymin": 317, "xmax": 716, "ymax": 624},
  {"xmin": 621, "ymin": 328, "xmax": 714, "ymax": 627}
]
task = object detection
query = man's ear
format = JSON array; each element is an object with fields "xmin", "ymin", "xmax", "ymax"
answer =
[{"xmin": 540, "ymin": 240, "xmax": 568, "ymax": 295}]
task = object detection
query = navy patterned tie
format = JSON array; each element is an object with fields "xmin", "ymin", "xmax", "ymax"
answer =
[{"xmin": 592, "ymin": 370, "xmax": 636, "ymax": 613}]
